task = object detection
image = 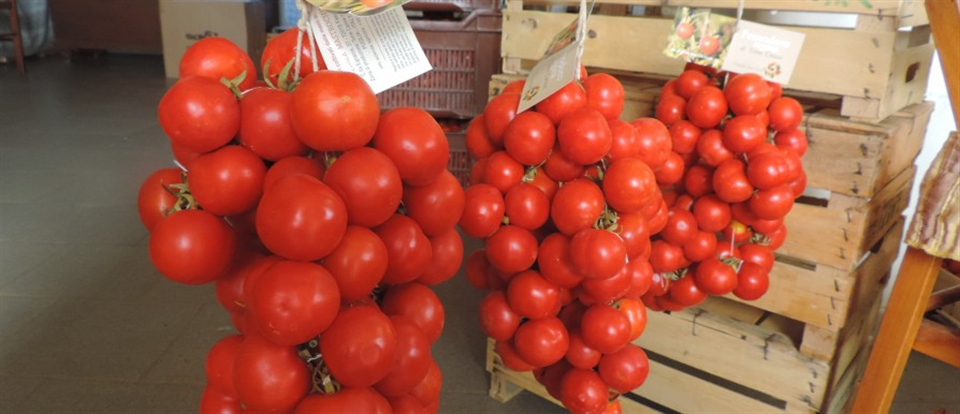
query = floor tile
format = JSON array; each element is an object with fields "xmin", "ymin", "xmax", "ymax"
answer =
[
  {"xmin": 0, "ymin": 375, "xmax": 45, "ymax": 410},
  {"xmin": 8, "ymin": 378, "xmax": 201, "ymax": 413},
  {"xmin": 0, "ymin": 242, "xmax": 66, "ymax": 289},
  {"xmin": 0, "ymin": 296, "xmax": 59, "ymax": 343},
  {"xmin": 140, "ymin": 302, "xmax": 235, "ymax": 385}
]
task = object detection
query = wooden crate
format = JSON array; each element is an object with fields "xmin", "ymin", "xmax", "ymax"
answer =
[{"xmin": 500, "ymin": 0, "xmax": 934, "ymax": 120}]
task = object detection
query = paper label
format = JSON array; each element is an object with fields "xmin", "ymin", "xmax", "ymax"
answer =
[
  {"xmin": 307, "ymin": 0, "xmax": 411, "ymax": 16},
  {"xmin": 663, "ymin": 7, "xmax": 737, "ymax": 69},
  {"xmin": 517, "ymin": 0, "xmax": 594, "ymax": 113},
  {"xmin": 309, "ymin": 7, "xmax": 432, "ymax": 94},
  {"xmin": 720, "ymin": 20, "xmax": 805, "ymax": 85}
]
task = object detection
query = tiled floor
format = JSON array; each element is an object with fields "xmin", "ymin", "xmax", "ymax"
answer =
[{"xmin": 0, "ymin": 55, "xmax": 957, "ymax": 413}]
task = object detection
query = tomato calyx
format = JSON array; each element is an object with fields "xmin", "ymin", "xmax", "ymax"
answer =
[
  {"xmin": 750, "ymin": 231, "xmax": 772, "ymax": 246},
  {"xmin": 719, "ymin": 256, "xmax": 742, "ymax": 272},
  {"xmin": 219, "ymin": 70, "xmax": 248, "ymax": 100},
  {"xmin": 594, "ymin": 207, "xmax": 620, "ymax": 232},
  {"xmin": 662, "ymin": 268, "xmax": 687, "ymax": 282},
  {"xmin": 299, "ymin": 338, "xmax": 342, "ymax": 395},
  {"xmin": 162, "ymin": 174, "xmax": 199, "ymax": 215},
  {"xmin": 262, "ymin": 59, "xmax": 301, "ymax": 93}
]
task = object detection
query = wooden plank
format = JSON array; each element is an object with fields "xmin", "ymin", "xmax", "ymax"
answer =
[
  {"xmin": 913, "ymin": 319, "xmax": 960, "ymax": 368},
  {"xmin": 841, "ymin": 39, "xmax": 934, "ymax": 120},
  {"xmin": 824, "ymin": 343, "xmax": 873, "ymax": 414},
  {"xmin": 926, "ymin": 0, "xmax": 960, "ymax": 129}
]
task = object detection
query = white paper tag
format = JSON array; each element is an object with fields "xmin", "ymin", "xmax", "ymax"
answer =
[
  {"xmin": 720, "ymin": 20, "xmax": 805, "ymax": 85},
  {"xmin": 309, "ymin": 7, "xmax": 432, "ymax": 94}
]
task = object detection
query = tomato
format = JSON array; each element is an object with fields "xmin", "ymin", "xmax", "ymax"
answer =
[
  {"xmin": 484, "ymin": 92, "xmax": 521, "ymax": 144},
  {"xmin": 654, "ymin": 151, "xmax": 685, "ymax": 186},
  {"xmin": 189, "ymin": 146, "xmax": 266, "ymax": 217},
  {"xmin": 496, "ymin": 340, "xmax": 536, "ymax": 372},
  {"xmin": 503, "ymin": 111, "xmax": 556, "ymax": 166},
  {"xmin": 697, "ymin": 129, "xmax": 734, "ymax": 167},
  {"xmin": 694, "ymin": 258, "xmax": 738, "ymax": 295},
  {"xmin": 205, "ymin": 335, "xmax": 242, "ymax": 397},
  {"xmin": 382, "ymin": 282, "xmax": 445, "ymax": 344},
  {"xmin": 580, "ymin": 303, "xmax": 631, "ymax": 354},
  {"xmin": 401, "ymin": 170, "xmax": 465, "ymax": 237},
  {"xmin": 656, "ymin": 94, "xmax": 686, "ymax": 126},
  {"xmin": 715, "ymin": 238, "xmax": 743, "ymax": 260},
  {"xmin": 256, "ymin": 174, "xmax": 347, "ymax": 261},
  {"xmin": 618, "ymin": 212, "xmax": 651, "ymax": 260},
  {"xmin": 584, "ymin": 73, "xmax": 625, "ymax": 120},
  {"xmin": 713, "ymin": 159, "xmax": 755, "ymax": 203},
  {"xmin": 603, "ymin": 157, "xmax": 658, "ymax": 213},
  {"xmin": 459, "ymin": 184, "xmax": 505, "ymax": 238},
  {"xmin": 551, "ymin": 178, "xmax": 605, "ymax": 236},
  {"xmin": 320, "ymin": 306, "xmax": 398, "ymax": 387},
  {"xmin": 200, "ymin": 386, "xmax": 241, "ymax": 414},
  {"xmin": 598, "ymin": 344, "xmax": 649, "ymax": 394},
  {"xmin": 675, "ymin": 70, "xmax": 710, "ymax": 100},
  {"xmin": 691, "ymin": 194, "xmax": 730, "ymax": 233},
  {"xmin": 233, "ymin": 336, "xmax": 309, "ymax": 413},
  {"xmin": 409, "ymin": 358, "xmax": 443, "ymax": 406},
  {"xmin": 179, "ymin": 37, "xmax": 255, "ymax": 90},
  {"xmin": 723, "ymin": 115, "xmax": 767, "ymax": 153},
  {"xmin": 159, "ymin": 76, "xmax": 240, "ymax": 153},
  {"xmin": 780, "ymin": 148, "xmax": 804, "ymax": 182},
  {"xmin": 560, "ymin": 369, "xmax": 608, "ymax": 414},
  {"xmin": 374, "ymin": 315, "xmax": 432, "ymax": 397},
  {"xmin": 724, "ymin": 73, "xmax": 772, "ymax": 116},
  {"xmin": 661, "ymin": 207, "xmax": 698, "ymax": 245},
  {"xmin": 514, "ymin": 317, "xmax": 569, "ymax": 367},
  {"xmin": 739, "ymin": 243, "xmax": 775, "ymax": 273},
  {"xmin": 566, "ymin": 331, "xmax": 602, "ymax": 370},
  {"xmin": 418, "ymin": 229, "xmax": 463, "ymax": 286},
  {"xmin": 465, "ymin": 249, "xmax": 492, "ymax": 290},
  {"xmin": 607, "ymin": 119, "xmax": 642, "ymax": 162},
  {"xmin": 294, "ymin": 388, "xmax": 381, "ymax": 414},
  {"xmin": 764, "ymin": 223, "xmax": 788, "ymax": 250},
  {"xmin": 768, "ymin": 97, "xmax": 804, "ymax": 131},
  {"xmin": 484, "ymin": 225, "xmax": 538, "ymax": 274},
  {"xmin": 170, "ymin": 142, "xmax": 203, "ymax": 169},
  {"xmin": 568, "ymin": 228, "xmax": 627, "ymax": 280},
  {"xmin": 683, "ymin": 230, "xmax": 719, "ymax": 262},
  {"xmin": 261, "ymin": 28, "xmax": 326, "ymax": 86},
  {"xmin": 504, "ymin": 183, "xmax": 550, "ymax": 231},
  {"xmin": 631, "ymin": 118, "xmax": 672, "ymax": 170},
  {"xmin": 686, "ymin": 86, "xmax": 728, "ymax": 129},
  {"xmin": 387, "ymin": 394, "xmax": 427, "ymax": 414},
  {"xmin": 669, "ymin": 275, "xmax": 707, "ymax": 306},
  {"xmin": 721, "ymin": 219, "xmax": 753, "ymax": 244},
  {"xmin": 768, "ymin": 81, "xmax": 783, "ymax": 102},
  {"xmin": 376, "ymin": 214, "xmax": 433, "ymax": 285},
  {"xmin": 750, "ymin": 185, "xmax": 795, "ymax": 220},
  {"xmin": 251, "ymin": 260, "xmax": 340, "ymax": 345},
  {"xmin": 661, "ymin": 80, "xmax": 680, "ymax": 99},
  {"xmin": 603, "ymin": 400, "xmax": 623, "ymax": 414},
  {"xmin": 215, "ymin": 253, "xmax": 261, "ymax": 314},
  {"xmin": 676, "ymin": 22, "xmax": 694, "ymax": 39},
  {"xmin": 626, "ymin": 260, "xmax": 654, "ymax": 297},
  {"xmin": 537, "ymin": 233, "xmax": 585, "ymax": 289},
  {"xmin": 526, "ymin": 167, "xmax": 559, "ymax": 203},
  {"xmin": 684, "ymin": 164, "xmax": 714, "ymax": 198},
  {"xmin": 645, "ymin": 198, "xmax": 670, "ymax": 236},
  {"xmin": 669, "ymin": 120, "xmax": 701, "ymax": 154},
  {"xmin": 373, "ymin": 107, "xmax": 450, "ymax": 187},
  {"xmin": 506, "ymin": 270, "xmax": 561, "ymax": 320},
  {"xmin": 479, "ymin": 291, "xmax": 522, "ymax": 340},
  {"xmin": 580, "ymin": 263, "xmax": 631, "ymax": 304},
  {"xmin": 322, "ymin": 226, "xmax": 388, "ymax": 302},
  {"xmin": 649, "ymin": 239, "xmax": 688, "ymax": 273},
  {"xmin": 137, "ymin": 168, "xmax": 183, "ymax": 231},
  {"xmin": 482, "ymin": 151, "xmax": 525, "ymax": 194},
  {"xmin": 502, "ymin": 79, "xmax": 526, "ymax": 95},
  {"xmin": 536, "ymin": 81, "xmax": 587, "ymax": 125},
  {"xmin": 291, "ymin": 71, "xmax": 379, "ymax": 151},
  {"xmin": 734, "ymin": 262, "xmax": 770, "ymax": 300},
  {"xmin": 323, "ymin": 147, "xmax": 403, "ymax": 228},
  {"xmin": 238, "ymin": 88, "xmax": 307, "ymax": 161},
  {"xmin": 774, "ymin": 128, "xmax": 808, "ymax": 156},
  {"xmin": 544, "ymin": 144, "xmax": 587, "ymax": 182},
  {"xmin": 466, "ymin": 115, "xmax": 499, "ymax": 159},
  {"xmin": 558, "ymin": 108, "xmax": 613, "ymax": 165},
  {"xmin": 263, "ymin": 156, "xmax": 324, "ymax": 192},
  {"xmin": 150, "ymin": 210, "xmax": 236, "ymax": 285},
  {"xmin": 788, "ymin": 169, "xmax": 808, "ymax": 198},
  {"xmin": 699, "ymin": 35, "xmax": 720, "ymax": 55}
]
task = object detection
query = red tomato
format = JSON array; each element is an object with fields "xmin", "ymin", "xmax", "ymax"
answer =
[
  {"xmin": 598, "ymin": 344, "xmax": 650, "ymax": 394},
  {"xmin": 768, "ymin": 97, "xmax": 804, "ymax": 131},
  {"xmin": 504, "ymin": 183, "xmax": 550, "ymax": 231},
  {"xmin": 723, "ymin": 115, "xmax": 767, "ymax": 153},
  {"xmin": 626, "ymin": 259, "xmax": 655, "ymax": 297},
  {"xmin": 459, "ymin": 184, "xmax": 505, "ymax": 238},
  {"xmin": 695, "ymin": 258, "xmax": 739, "ymax": 295},
  {"xmin": 479, "ymin": 291, "xmax": 521, "ymax": 340},
  {"xmin": 320, "ymin": 306, "xmax": 398, "ymax": 387},
  {"xmin": 661, "ymin": 207, "xmax": 698, "ymax": 245},
  {"xmin": 137, "ymin": 168, "xmax": 183, "ymax": 231},
  {"xmin": 686, "ymin": 86, "xmax": 728, "ymax": 129},
  {"xmin": 724, "ymin": 73, "xmax": 772, "ymax": 116},
  {"xmin": 765, "ymin": 223, "xmax": 788, "ymax": 250},
  {"xmin": 603, "ymin": 157, "xmax": 658, "ymax": 213},
  {"xmin": 485, "ymin": 225, "xmax": 538, "ymax": 274},
  {"xmin": 740, "ymin": 243, "xmax": 775, "ymax": 273},
  {"xmin": 669, "ymin": 120, "xmax": 701, "ymax": 154},
  {"xmin": 382, "ymin": 282, "xmax": 445, "ymax": 344},
  {"xmin": 418, "ymin": 229, "xmax": 463, "ymax": 286},
  {"xmin": 159, "ymin": 76, "xmax": 240, "ymax": 153},
  {"xmin": 233, "ymin": 336, "xmax": 309, "ymax": 413},
  {"xmin": 205, "ymin": 334, "xmax": 243, "ymax": 397},
  {"xmin": 788, "ymin": 169, "xmax": 808, "ymax": 198},
  {"xmin": 750, "ymin": 185, "xmax": 795, "ymax": 220},
  {"xmin": 721, "ymin": 220, "xmax": 754, "ymax": 244},
  {"xmin": 747, "ymin": 151, "xmax": 790, "ymax": 190},
  {"xmin": 699, "ymin": 35, "xmax": 720, "ymax": 55},
  {"xmin": 656, "ymin": 94, "xmax": 686, "ymax": 126},
  {"xmin": 507, "ymin": 270, "xmax": 561, "ymax": 320},
  {"xmin": 618, "ymin": 212, "xmax": 652, "ymax": 260},
  {"xmin": 291, "ymin": 71, "xmax": 379, "ymax": 151},
  {"xmin": 238, "ymin": 88, "xmax": 307, "ymax": 161},
  {"xmin": 580, "ymin": 263, "xmax": 632, "ymax": 304},
  {"xmin": 466, "ymin": 115, "xmax": 499, "ymax": 159},
  {"xmin": 323, "ymin": 226, "xmax": 388, "ymax": 302},
  {"xmin": 251, "ymin": 260, "xmax": 340, "ymax": 345},
  {"xmin": 584, "ymin": 73, "xmax": 625, "ymax": 120},
  {"xmin": 375, "ymin": 214, "xmax": 433, "ymax": 285},
  {"xmin": 375, "ymin": 316, "xmax": 432, "ymax": 397},
  {"xmin": 409, "ymin": 358, "xmax": 442, "ymax": 406},
  {"xmin": 150, "ymin": 210, "xmax": 236, "ymax": 285},
  {"xmin": 676, "ymin": 22, "xmax": 694, "ymax": 39},
  {"xmin": 373, "ymin": 107, "xmax": 450, "ymax": 187},
  {"xmin": 324, "ymin": 147, "xmax": 402, "ymax": 227},
  {"xmin": 558, "ymin": 108, "xmax": 613, "ymax": 165},
  {"xmin": 684, "ymin": 164, "xmax": 714, "ymax": 197},
  {"xmin": 388, "ymin": 393, "xmax": 427, "ymax": 414},
  {"xmin": 645, "ymin": 198, "xmax": 670, "ymax": 236},
  {"xmin": 179, "ymin": 37, "xmax": 255, "ymax": 90},
  {"xmin": 551, "ymin": 178, "xmax": 605, "ymax": 236},
  {"xmin": 262, "ymin": 156, "xmax": 324, "ymax": 191},
  {"xmin": 560, "ymin": 369, "xmax": 608, "ymax": 414},
  {"xmin": 503, "ymin": 111, "xmax": 556, "ymax": 166},
  {"xmin": 569, "ymin": 228, "xmax": 628, "ymax": 280},
  {"xmin": 537, "ymin": 233, "xmax": 585, "ymax": 289},
  {"xmin": 697, "ymin": 129, "xmax": 734, "ymax": 167},
  {"xmin": 294, "ymin": 387, "xmax": 381, "ymax": 414},
  {"xmin": 768, "ymin": 81, "xmax": 783, "ymax": 102},
  {"xmin": 649, "ymin": 239, "xmax": 688, "ymax": 273},
  {"xmin": 496, "ymin": 340, "xmax": 536, "ymax": 372},
  {"xmin": 214, "ymin": 253, "xmax": 262, "ymax": 314},
  {"xmin": 675, "ymin": 70, "xmax": 710, "ymax": 100},
  {"xmin": 402, "ymin": 170, "xmax": 465, "ymax": 237},
  {"xmin": 256, "ymin": 174, "xmax": 347, "ymax": 261},
  {"xmin": 502, "ymin": 79, "xmax": 526, "ymax": 95},
  {"xmin": 693, "ymin": 194, "xmax": 732, "ymax": 233},
  {"xmin": 189, "ymin": 145, "xmax": 266, "ymax": 217},
  {"xmin": 669, "ymin": 275, "xmax": 707, "ymax": 306},
  {"xmin": 484, "ymin": 92, "xmax": 521, "ymax": 144},
  {"xmin": 654, "ymin": 151, "xmax": 685, "ymax": 186},
  {"xmin": 684, "ymin": 230, "xmax": 719, "ymax": 262},
  {"xmin": 580, "ymin": 304, "xmax": 630, "ymax": 354},
  {"xmin": 607, "ymin": 119, "xmax": 642, "ymax": 162},
  {"xmin": 774, "ymin": 128, "xmax": 808, "ymax": 156},
  {"xmin": 514, "ymin": 317, "xmax": 570, "ymax": 367},
  {"xmin": 525, "ymin": 167, "xmax": 559, "ymax": 203},
  {"xmin": 170, "ymin": 142, "xmax": 203, "ymax": 169},
  {"xmin": 200, "ymin": 386, "xmax": 241, "ymax": 414},
  {"xmin": 543, "ymin": 144, "xmax": 587, "ymax": 182},
  {"xmin": 617, "ymin": 297, "xmax": 648, "ymax": 340},
  {"xmin": 604, "ymin": 400, "xmax": 623, "ymax": 414},
  {"xmin": 465, "ymin": 249, "xmax": 492, "ymax": 290},
  {"xmin": 734, "ymin": 262, "xmax": 770, "ymax": 300},
  {"xmin": 536, "ymin": 81, "xmax": 587, "ymax": 125},
  {"xmin": 713, "ymin": 159, "xmax": 755, "ymax": 203},
  {"xmin": 566, "ymin": 331, "xmax": 602, "ymax": 370},
  {"xmin": 483, "ymin": 151, "xmax": 525, "ymax": 194},
  {"xmin": 661, "ymin": 80, "xmax": 680, "ymax": 99},
  {"xmin": 631, "ymin": 118, "xmax": 673, "ymax": 170},
  {"xmin": 261, "ymin": 28, "xmax": 326, "ymax": 86}
]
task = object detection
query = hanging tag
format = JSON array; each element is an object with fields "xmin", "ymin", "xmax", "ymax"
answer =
[
  {"xmin": 663, "ymin": 7, "xmax": 737, "ymax": 70},
  {"xmin": 517, "ymin": 0, "xmax": 595, "ymax": 114},
  {"xmin": 720, "ymin": 20, "xmax": 805, "ymax": 85},
  {"xmin": 307, "ymin": 0, "xmax": 412, "ymax": 16},
  {"xmin": 308, "ymin": 7, "xmax": 432, "ymax": 94}
]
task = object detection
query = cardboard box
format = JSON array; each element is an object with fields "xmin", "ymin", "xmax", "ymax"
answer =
[{"xmin": 159, "ymin": 0, "xmax": 267, "ymax": 78}]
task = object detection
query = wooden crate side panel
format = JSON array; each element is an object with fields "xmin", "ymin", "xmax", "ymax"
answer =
[
  {"xmin": 870, "ymin": 101, "xmax": 935, "ymax": 195},
  {"xmin": 517, "ymin": 0, "xmax": 913, "ymax": 18},
  {"xmin": 824, "ymin": 343, "xmax": 873, "ymax": 413},
  {"xmin": 841, "ymin": 40, "xmax": 935, "ymax": 120},
  {"xmin": 637, "ymin": 308, "xmax": 830, "ymax": 410}
]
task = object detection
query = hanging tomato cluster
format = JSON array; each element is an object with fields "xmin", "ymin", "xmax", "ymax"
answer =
[
  {"xmin": 138, "ymin": 31, "xmax": 461, "ymax": 414},
  {"xmin": 645, "ymin": 65, "xmax": 807, "ymax": 311}
]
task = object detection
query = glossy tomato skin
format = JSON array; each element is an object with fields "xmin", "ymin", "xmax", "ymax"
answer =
[
  {"xmin": 618, "ymin": 213, "xmax": 651, "ymax": 260},
  {"xmin": 251, "ymin": 260, "xmax": 341, "ymax": 345},
  {"xmin": 294, "ymin": 387, "xmax": 381, "ymax": 414},
  {"xmin": 669, "ymin": 275, "xmax": 707, "ymax": 306},
  {"xmin": 322, "ymin": 226, "xmax": 388, "ymax": 302},
  {"xmin": 724, "ymin": 73, "xmax": 772, "ymax": 116},
  {"xmin": 375, "ymin": 214, "xmax": 433, "ymax": 285},
  {"xmin": 382, "ymin": 282, "xmax": 445, "ymax": 344},
  {"xmin": 559, "ymin": 368, "xmax": 608, "ymax": 414},
  {"xmin": 466, "ymin": 114, "xmax": 499, "ymax": 159},
  {"xmin": 409, "ymin": 358, "xmax": 443, "ymax": 406},
  {"xmin": 233, "ymin": 336, "xmax": 310, "ymax": 413},
  {"xmin": 603, "ymin": 157, "xmax": 658, "ymax": 213},
  {"xmin": 179, "ymin": 37, "xmax": 256, "ymax": 90},
  {"xmin": 496, "ymin": 340, "xmax": 537, "ymax": 372},
  {"xmin": 626, "ymin": 260, "xmax": 655, "ymax": 297},
  {"xmin": 537, "ymin": 233, "xmax": 585, "ymax": 289},
  {"xmin": 584, "ymin": 73, "xmax": 625, "ymax": 121},
  {"xmin": 484, "ymin": 92, "xmax": 521, "ymax": 144},
  {"xmin": 693, "ymin": 194, "xmax": 732, "ymax": 233},
  {"xmin": 320, "ymin": 306, "xmax": 398, "ymax": 387},
  {"xmin": 506, "ymin": 270, "xmax": 561, "ymax": 320},
  {"xmin": 137, "ymin": 168, "xmax": 183, "ymax": 231},
  {"xmin": 631, "ymin": 118, "xmax": 673, "ymax": 170},
  {"xmin": 649, "ymin": 239, "xmax": 688, "ymax": 273},
  {"xmin": 536, "ymin": 81, "xmax": 587, "ymax": 125},
  {"xmin": 238, "ymin": 88, "xmax": 308, "ymax": 161},
  {"xmin": 557, "ymin": 108, "xmax": 613, "ymax": 165},
  {"xmin": 713, "ymin": 159, "xmax": 755, "ymax": 203},
  {"xmin": 768, "ymin": 97, "xmax": 804, "ymax": 131},
  {"xmin": 551, "ymin": 178, "xmax": 605, "ymax": 236},
  {"xmin": 684, "ymin": 164, "xmax": 714, "ymax": 197},
  {"xmin": 150, "ymin": 209, "xmax": 236, "ymax": 285},
  {"xmin": 324, "ymin": 147, "xmax": 402, "ymax": 227},
  {"xmin": 291, "ymin": 71, "xmax": 379, "ymax": 152},
  {"xmin": 723, "ymin": 115, "xmax": 767, "ymax": 153},
  {"xmin": 262, "ymin": 156, "xmax": 324, "ymax": 191},
  {"xmin": 734, "ymin": 262, "xmax": 770, "ymax": 300},
  {"xmin": 483, "ymin": 151, "xmax": 525, "ymax": 194},
  {"xmin": 686, "ymin": 86, "xmax": 728, "ymax": 129},
  {"xmin": 261, "ymin": 28, "xmax": 326, "ymax": 86},
  {"xmin": 654, "ymin": 152, "xmax": 685, "ymax": 186},
  {"xmin": 199, "ymin": 386, "xmax": 241, "ymax": 414},
  {"xmin": 419, "ymin": 228, "xmax": 464, "ymax": 286},
  {"xmin": 256, "ymin": 174, "xmax": 348, "ymax": 261},
  {"xmin": 661, "ymin": 207, "xmax": 698, "ymax": 245},
  {"xmin": 580, "ymin": 304, "xmax": 631, "ymax": 354},
  {"xmin": 485, "ymin": 225, "xmax": 539, "ymax": 274},
  {"xmin": 774, "ymin": 128, "xmax": 808, "ymax": 156},
  {"xmin": 459, "ymin": 184, "xmax": 505, "ymax": 238},
  {"xmin": 205, "ymin": 334, "xmax": 243, "ymax": 397},
  {"xmin": 607, "ymin": 119, "xmax": 642, "ymax": 162},
  {"xmin": 669, "ymin": 120, "xmax": 701, "ymax": 154},
  {"xmin": 580, "ymin": 264, "xmax": 632, "ymax": 304},
  {"xmin": 697, "ymin": 129, "xmax": 734, "ymax": 167},
  {"xmin": 598, "ymin": 344, "xmax": 650, "ymax": 394},
  {"xmin": 747, "ymin": 151, "xmax": 791, "ymax": 190},
  {"xmin": 750, "ymin": 185, "xmax": 795, "ymax": 220},
  {"xmin": 675, "ymin": 70, "xmax": 710, "ymax": 100},
  {"xmin": 656, "ymin": 94, "xmax": 686, "ymax": 126},
  {"xmin": 504, "ymin": 183, "xmax": 550, "ymax": 231},
  {"xmin": 684, "ymin": 230, "xmax": 719, "ymax": 262},
  {"xmin": 190, "ymin": 145, "xmax": 266, "ymax": 217},
  {"xmin": 159, "ymin": 76, "xmax": 240, "ymax": 153},
  {"xmin": 566, "ymin": 331, "xmax": 602, "ymax": 370},
  {"xmin": 373, "ymin": 107, "xmax": 450, "ymax": 187},
  {"xmin": 617, "ymin": 297, "xmax": 648, "ymax": 340},
  {"xmin": 740, "ymin": 243, "xmax": 775, "ymax": 273},
  {"xmin": 543, "ymin": 144, "xmax": 587, "ymax": 182},
  {"xmin": 503, "ymin": 111, "xmax": 556, "ymax": 166},
  {"xmin": 375, "ymin": 316, "xmax": 432, "ymax": 397},
  {"xmin": 514, "ymin": 317, "xmax": 570, "ymax": 367},
  {"xmin": 695, "ymin": 258, "xmax": 739, "ymax": 295},
  {"xmin": 479, "ymin": 291, "xmax": 521, "ymax": 340},
  {"xmin": 570, "ymin": 228, "xmax": 627, "ymax": 280}
]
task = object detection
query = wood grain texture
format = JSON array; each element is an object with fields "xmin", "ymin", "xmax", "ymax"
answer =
[{"xmin": 926, "ymin": 0, "xmax": 960, "ymax": 129}]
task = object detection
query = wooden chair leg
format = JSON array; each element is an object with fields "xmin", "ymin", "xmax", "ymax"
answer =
[
  {"xmin": 850, "ymin": 248, "xmax": 943, "ymax": 414},
  {"xmin": 8, "ymin": 0, "xmax": 24, "ymax": 75}
]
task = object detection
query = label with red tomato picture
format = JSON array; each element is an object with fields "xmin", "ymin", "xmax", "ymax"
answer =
[{"xmin": 663, "ymin": 7, "xmax": 736, "ymax": 69}]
